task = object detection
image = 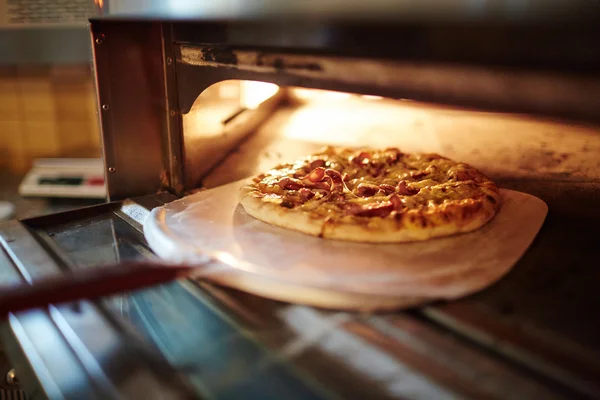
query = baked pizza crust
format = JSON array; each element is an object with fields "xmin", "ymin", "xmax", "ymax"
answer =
[
  {"xmin": 240, "ymin": 183, "xmax": 499, "ymax": 242},
  {"xmin": 239, "ymin": 147, "xmax": 501, "ymax": 243}
]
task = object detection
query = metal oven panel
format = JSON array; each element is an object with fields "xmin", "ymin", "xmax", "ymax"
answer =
[
  {"xmin": 91, "ymin": 12, "xmax": 600, "ymax": 200},
  {"xmin": 1, "ymin": 197, "xmax": 591, "ymax": 399},
  {"xmin": 91, "ymin": 22, "xmax": 174, "ymax": 201},
  {"xmin": 0, "ymin": 199, "xmax": 335, "ymax": 399}
]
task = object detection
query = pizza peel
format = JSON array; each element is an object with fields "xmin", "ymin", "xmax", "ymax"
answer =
[
  {"xmin": 0, "ymin": 255, "xmax": 427, "ymax": 317},
  {"xmin": 0, "ymin": 181, "xmax": 547, "ymax": 314},
  {"xmin": 142, "ymin": 180, "xmax": 548, "ymax": 309}
]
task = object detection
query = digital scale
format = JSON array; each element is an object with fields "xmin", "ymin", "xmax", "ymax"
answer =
[{"xmin": 18, "ymin": 158, "xmax": 107, "ymax": 199}]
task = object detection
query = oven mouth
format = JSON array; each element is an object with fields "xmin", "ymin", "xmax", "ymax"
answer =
[{"xmin": 182, "ymin": 80, "xmax": 600, "ymax": 196}]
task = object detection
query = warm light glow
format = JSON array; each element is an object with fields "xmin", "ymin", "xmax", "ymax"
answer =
[
  {"xmin": 94, "ymin": 0, "xmax": 104, "ymax": 8},
  {"xmin": 280, "ymin": 94, "xmax": 432, "ymax": 153},
  {"xmin": 323, "ymin": 92, "xmax": 352, "ymax": 100},
  {"xmin": 362, "ymin": 95, "xmax": 383, "ymax": 101},
  {"xmin": 240, "ymin": 81, "xmax": 279, "ymax": 109},
  {"xmin": 291, "ymin": 88, "xmax": 316, "ymax": 101},
  {"xmin": 218, "ymin": 82, "xmax": 240, "ymax": 99},
  {"xmin": 291, "ymin": 88, "xmax": 352, "ymax": 102}
]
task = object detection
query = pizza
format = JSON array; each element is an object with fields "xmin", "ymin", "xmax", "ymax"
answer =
[{"xmin": 238, "ymin": 146, "xmax": 501, "ymax": 242}]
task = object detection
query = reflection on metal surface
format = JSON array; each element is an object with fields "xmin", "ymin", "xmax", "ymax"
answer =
[
  {"xmin": 48, "ymin": 305, "xmax": 122, "ymax": 398},
  {"xmin": 2, "ymin": 205, "xmax": 336, "ymax": 398},
  {"xmin": 0, "ymin": 221, "xmax": 62, "ymax": 282},
  {"xmin": 276, "ymin": 308, "xmax": 452, "ymax": 399},
  {"xmin": 126, "ymin": 281, "xmax": 333, "ymax": 399},
  {"xmin": 48, "ymin": 216, "xmax": 145, "ymax": 268},
  {"xmin": 102, "ymin": 0, "xmax": 600, "ymax": 22},
  {"xmin": 6, "ymin": 368, "xmax": 18, "ymax": 386}
]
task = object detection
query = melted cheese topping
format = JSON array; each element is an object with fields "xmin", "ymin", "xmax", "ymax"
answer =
[{"xmin": 253, "ymin": 146, "xmax": 497, "ymax": 219}]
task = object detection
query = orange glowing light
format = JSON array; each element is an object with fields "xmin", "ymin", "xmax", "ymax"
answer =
[
  {"xmin": 291, "ymin": 88, "xmax": 352, "ymax": 102},
  {"xmin": 362, "ymin": 95, "xmax": 383, "ymax": 101},
  {"xmin": 240, "ymin": 81, "xmax": 279, "ymax": 110}
]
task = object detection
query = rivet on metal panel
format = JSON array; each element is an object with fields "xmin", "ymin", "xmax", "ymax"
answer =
[
  {"xmin": 95, "ymin": 34, "xmax": 105, "ymax": 45},
  {"xmin": 166, "ymin": 57, "xmax": 173, "ymax": 65},
  {"xmin": 102, "ymin": 104, "xmax": 109, "ymax": 111},
  {"xmin": 108, "ymin": 167, "xmax": 116, "ymax": 173},
  {"xmin": 6, "ymin": 369, "xmax": 19, "ymax": 386},
  {"xmin": 170, "ymin": 109, "xmax": 177, "ymax": 117}
]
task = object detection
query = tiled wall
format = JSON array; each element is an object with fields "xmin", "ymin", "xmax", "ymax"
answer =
[{"xmin": 0, "ymin": 65, "xmax": 101, "ymax": 174}]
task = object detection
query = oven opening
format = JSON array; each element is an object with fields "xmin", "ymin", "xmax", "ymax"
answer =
[{"xmin": 183, "ymin": 80, "xmax": 600, "ymax": 203}]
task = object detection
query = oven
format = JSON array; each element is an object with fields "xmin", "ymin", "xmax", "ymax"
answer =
[{"xmin": 1, "ymin": 3, "xmax": 600, "ymax": 399}]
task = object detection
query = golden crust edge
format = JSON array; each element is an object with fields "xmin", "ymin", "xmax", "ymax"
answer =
[
  {"xmin": 239, "ymin": 185, "xmax": 326, "ymax": 237},
  {"xmin": 239, "ymin": 182, "xmax": 501, "ymax": 243}
]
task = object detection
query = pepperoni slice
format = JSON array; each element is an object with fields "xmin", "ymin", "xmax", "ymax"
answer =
[
  {"xmin": 384, "ymin": 148, "xmax": 403, "ymax": 162},
  {"xmin": 306, "ymin": 167, "xmax": 326, "ymax": 182},
  {"xmin": 278, "ymin": 177, "xmax": 304, "ymax": 190},
  {"xmin": 357, "ymin": 183, "xmax": 378, "ymax": 197},
  {"xmin": 298, "ymin": 188, "xmax": 315, "ymax": 201},
  {"xmin": 309, "ymin": 159, "xmax": 326, "ymax": 169},
  {"xmin": 397, "ymin": 181, "xmax": 420, "ymax": 196},
  {"xmin": 325, "ymin": 169, "xmax": 344, "ymax": 193},
  {"xmin": 352, "ymin": 151, "xmax": 371, "ymax": 165},
  {"xmin": 378, "ymin": 184, "xmax": 396, "ymax": 194}
]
